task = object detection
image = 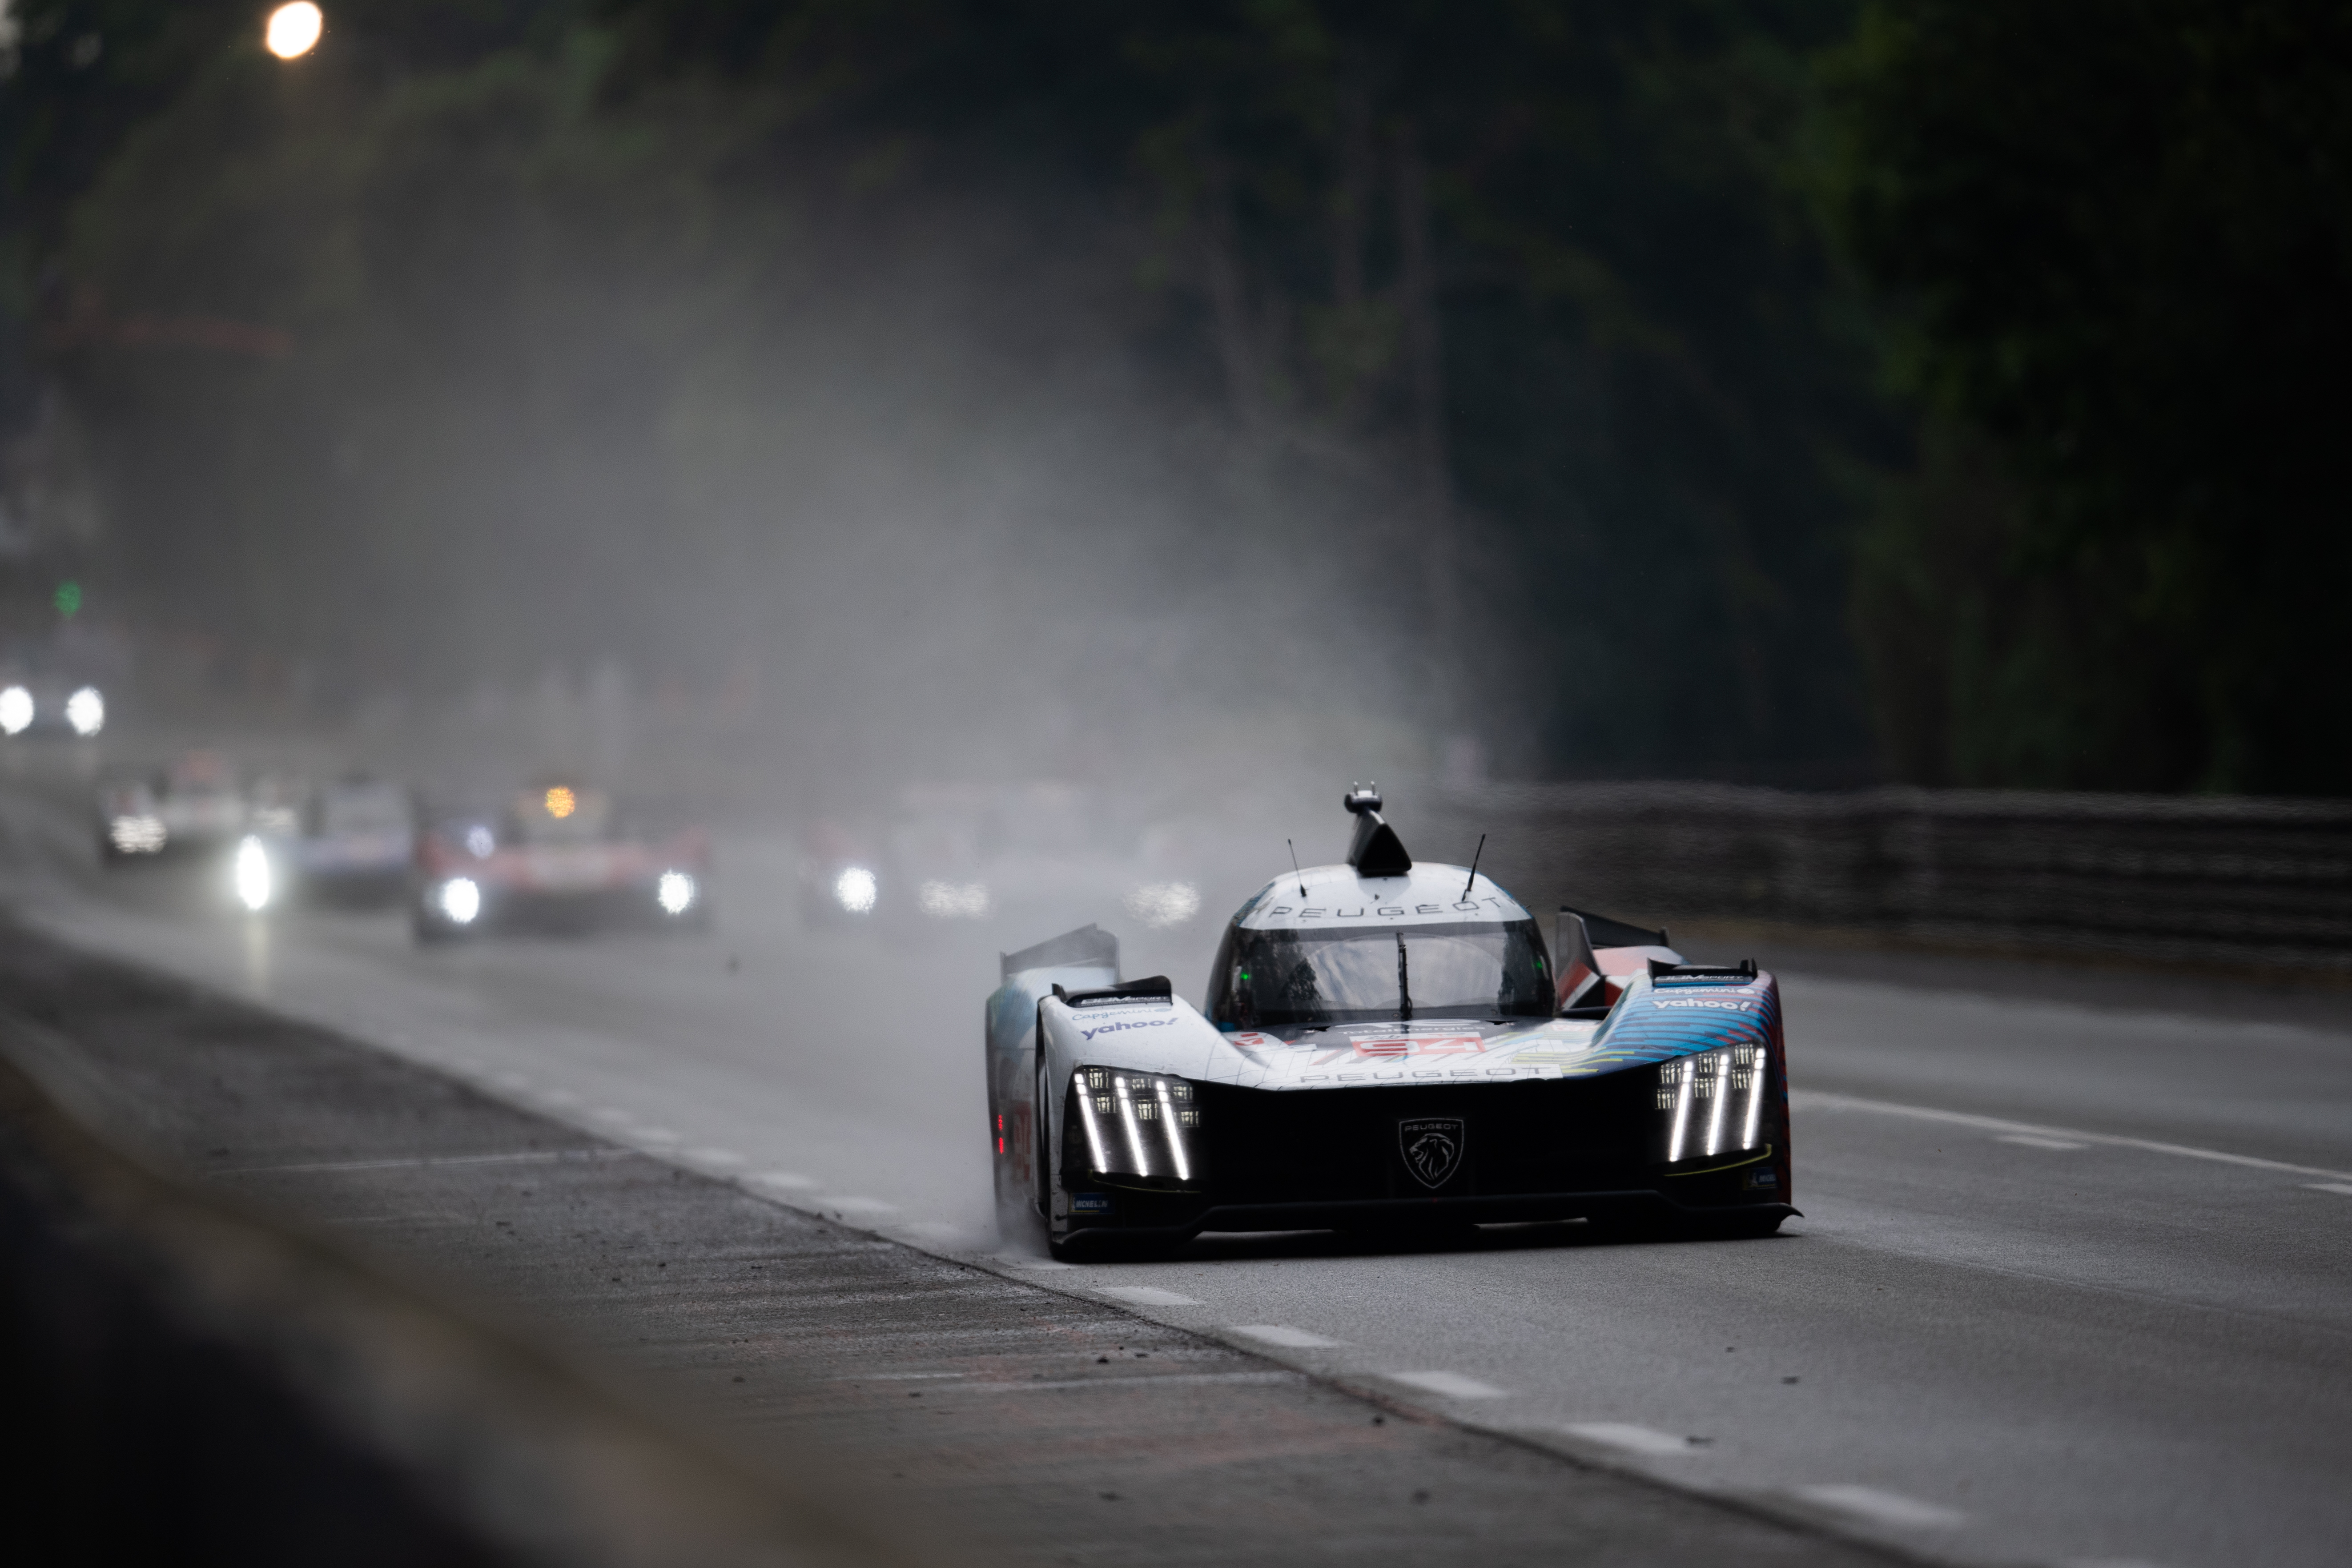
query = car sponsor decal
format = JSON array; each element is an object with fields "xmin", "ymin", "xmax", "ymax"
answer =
[
  {"xmin": 1070, "ymin": 1192, "xmax": 1115, "ymax": 1215},
  {"xmin": 1077, "ymin": 1016, "xmax": 1179, "ymax": 1041},
  {"xmin": 1353, "ymin": 1035, "xmax": 1484, "ymax": 1058}
]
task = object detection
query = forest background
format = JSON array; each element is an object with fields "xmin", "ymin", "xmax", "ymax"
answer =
[{"xmin": 2, "ymin": 0, "xmax": 2346, "ymax": 796}]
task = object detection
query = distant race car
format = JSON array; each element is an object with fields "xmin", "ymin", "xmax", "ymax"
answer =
[
  {"xmin": 985, "ymin": 786, "xmax": 1795, "ymax": 1259},
  {"xmin": 96, "ymin": 751, "xmax": 246, "ymax": 863},
  {"xmin": 801, "ymin": 782, "xmax": 1207, "ymax": 934},
  {"xmin": 235, "ymin": 775, "xmax": 417, "ymax": 909},
  {"xmin": 0, "ymin": 675, "xmax": 105, "ymax": 738},
  {"xmin": 411, "ymin": 783, "xmax": 710, "ymax": 942}
]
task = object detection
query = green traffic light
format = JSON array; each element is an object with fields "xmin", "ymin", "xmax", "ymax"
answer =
[{"xmin": 54, "ymin": 580, "xmax": 82, "ymax": 618}]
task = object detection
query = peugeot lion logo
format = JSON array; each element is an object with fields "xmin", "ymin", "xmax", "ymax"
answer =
[{"xmin": 1399, "ymin": 1117, "xmax": 1465, "ymax": 1189}]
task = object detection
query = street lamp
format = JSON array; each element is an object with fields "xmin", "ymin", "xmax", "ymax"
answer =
[{"xmin": 265, "ymin": 3, "xmax": 323, "ymax": 60}]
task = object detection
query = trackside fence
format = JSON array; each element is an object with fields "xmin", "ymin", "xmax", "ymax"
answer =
[{"xmin": 1427, "ymin": 784, "xmax": 2352, "ymax": 974}]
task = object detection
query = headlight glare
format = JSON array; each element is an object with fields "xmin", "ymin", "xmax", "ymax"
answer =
[
  {"xmin": 1656, "ymin": 1044, "xmax": 1767, "ymax": 1164},
  {"xmin": 110, "ymin": 814, "xmax": 166, "ymax": 853},
  {"xmin": 832, "ymin": 865, "xmax": 877, "ymax": 913},
  {"xmin": 65, "ymin": 686, "xmax": 104, "ymax": 736},
  {"xmin": 1070, "ymin": 1065, "xmax": 1202, "ymax": 1188},
  {"xmin": 0, "ymin": 686, "xmax": 31, "ymax": 735},
  {"xmin": 656, "ymin": 869, "xmax": 696, "ymax": 914},
  {"xmin": 439, "ymin": 877, "xmax": 482, "ymax": 925},
  {"xmin": 233, "ymin": 835, "xmax": 274, "ymax": 911}
]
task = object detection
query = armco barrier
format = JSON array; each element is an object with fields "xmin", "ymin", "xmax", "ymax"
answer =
[{"xmin": 1427, "ymin": 784, "xmax": 2352, "ymax": 972}]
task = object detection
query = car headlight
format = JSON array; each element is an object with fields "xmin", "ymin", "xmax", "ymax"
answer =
[
  {"xmin": 109, "ymin": 814, "xmax": 167, "ymax": 854},
  {"xmin": 438, "ymin": 877, "xmax": 482, "ymax": 924},
  {"xmin": 234, "ymin": 835, "xmax": 274, "ymax": 911},
  {"xmin": 832, "ymin": 865, "xmax": 877, "ymax": 913},
  {"xmin": 1656, "ymin": 1045, "xmax": 1769, "ymax": 1164},
  {"xmin": 656, "ymin": 869, "xmax": 697, "ymax": 914},
  {"xmin": 65, "ymin": 686, "xmax": 104, "ymax": 736},
  {"xmin": 1069, "ymin": 1066, "xmax": 1203, "ymax": 1186},
  {"xmin": 0, "ymin": 686, "xmax": 31, "ymax": 735},
  {"xmin": 917, "ymin": 879, "xmax": 990, "ymax": 918}
]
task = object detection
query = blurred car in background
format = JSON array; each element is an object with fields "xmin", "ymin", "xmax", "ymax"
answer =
[
  {"xmin": 412, "ymin": 782, "xmax": 710, "ymax": 943},
  {"xmin": 237, "ymin": 774, "xmax": 416, "ymax": 909},
  {"xmin": 800, "ymin": 781, "xmax": 1206, "ymax": 937},
  {"xmin": 1, "ymin": 674, "xmax": 107, "ymax": 738},
  {"xmin": 96, "ymin": 751, "xmax": 246, "ymax": 863}
]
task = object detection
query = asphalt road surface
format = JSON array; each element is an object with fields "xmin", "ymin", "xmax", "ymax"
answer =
[{"xmin": 2, "ymin": 768, "xmax": 2347, "ymax": 1568}]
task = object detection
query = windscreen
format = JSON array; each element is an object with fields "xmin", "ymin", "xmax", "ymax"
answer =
[{"xmin": 1210, "ymin": 920, "xmax": 1553, "ymax": 1028}]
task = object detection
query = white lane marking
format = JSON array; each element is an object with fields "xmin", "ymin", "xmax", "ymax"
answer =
[
  {"xmin": 1793, "ymin": 1484, "xmax": 1965, "ymax": 1529},
  {"xmin": 1230, "ymin": 1324, "xmax": 1345, "ymax": 1349},
  {"xmin": 1561, "ymin": 1422, "xmax": 1698, "ymax": 1456},
  {"xmin": 1794, "ymin": 1090, "xmax": 2352, "ymax": 1183},
  {"xmin": 993, "ymin": 1254, "xmax": 1077, "ymax": 1271},
  {"xmin": 1386, "ymin": 1370, "xmax": 1508, "ymax": 1399},
  {"xmin": 219, "ymin": 1148, "xmax": 632, "ymax": 1175},
  {"xmin": 821, "ymin": 1196, "xmax": 899, "ymax": 1214},
  {"xmin": 963, "ymin": 1371, "xmax": 1297, "ymax": 1394},
  {"xmin": 859, "ymin": 1371, "xmax": 966, "ymax": 1381},
  {"xmin": 2307, "ymin": 1183, "xmax": 2352, "ymax": 1197},
  {"xmin": 1997, "ymin": 1133, "xmax": 2089, "ymax": 1150},
  {"xmin": 1096, "ymin": 1285, "xmax": 1204, "ymax": 1307},
  {"xmin": 636, "ymin": 1127, "xmax": 680, "ymax": 1145},
  {"xmin": 747, "ymin": 1170, "xmax": 817, "ymax": 1190}
]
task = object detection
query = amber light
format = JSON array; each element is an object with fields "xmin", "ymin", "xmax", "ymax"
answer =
[{"xmin": 545, "ymin": 786, "xmax": 576, "ymax": 819}]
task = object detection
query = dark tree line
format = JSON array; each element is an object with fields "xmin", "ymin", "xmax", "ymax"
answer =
[
  {"xmin": 3, "ymin": 0, "xmax": 2346, "ymax": 789},
  {"xmin": 1825, "ymin": 0, "xmax": 2352, "ymax": 793}
]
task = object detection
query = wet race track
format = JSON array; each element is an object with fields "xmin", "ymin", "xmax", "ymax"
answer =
[{"xmin": 2, "ymin": 771, "xmax": 2348, "ymax": 1568}]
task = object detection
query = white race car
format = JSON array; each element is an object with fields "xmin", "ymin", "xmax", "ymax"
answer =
[{"xmin": 985, "ymin": 786, "xmax": 1796, "ymax": 1259}]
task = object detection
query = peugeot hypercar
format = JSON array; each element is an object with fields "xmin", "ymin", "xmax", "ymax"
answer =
[{"xmin": 985, "ymin": 786, "xmax": 1794, "ymax": 1258}]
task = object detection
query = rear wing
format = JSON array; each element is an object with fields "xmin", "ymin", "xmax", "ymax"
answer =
[{"xmin": 1555, "ymin": 905, "xmax": 1676, "ymax": 1017}]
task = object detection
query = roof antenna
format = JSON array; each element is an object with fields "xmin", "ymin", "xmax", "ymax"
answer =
[
  {"xmin": 1461, "ymin": 833, "xmax": 1487, "ymax": 901},
  {"xmin": 1287, "ymin": 838, "xmax": 1307, "ymax": 899}
]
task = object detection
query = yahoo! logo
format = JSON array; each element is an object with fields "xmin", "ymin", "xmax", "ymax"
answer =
[{"xmin": 1080, "ymin": 1017, "xmax": 1178, "ymax": 1041}]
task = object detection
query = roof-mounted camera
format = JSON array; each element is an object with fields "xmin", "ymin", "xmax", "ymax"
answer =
[{"xmin": 1341, "ymin": 782, "xmax": 1411, "ymax": 876}]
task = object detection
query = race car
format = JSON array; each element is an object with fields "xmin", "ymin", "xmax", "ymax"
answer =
[
  {"xmin": 985, "ymin": 785, "xmax": 1794, "ymax": 1258},
  {"xmin": 410, "ymin": 782, "xmax": 710, "ymax": 942},
  {"xmin": 0, "ymin": 675, "xmax": 105, "ymax": 737},
  {"xmin": 233, "ymin": 775, "xmax": 417, "ymax": 909},
  {"xmin": 95, "ymin": 752, "xmax": 248, "ymax": 863}
]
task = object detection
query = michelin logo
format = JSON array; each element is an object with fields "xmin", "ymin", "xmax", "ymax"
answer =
[{"xmin": 1080, "ymin": 1017, "xmax": 1178, "ymax": 1041}]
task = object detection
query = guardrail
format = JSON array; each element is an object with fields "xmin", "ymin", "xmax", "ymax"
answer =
[{"xmin": 1428, "ymin": 783, "xmax": 2352, "ymax": 973}]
